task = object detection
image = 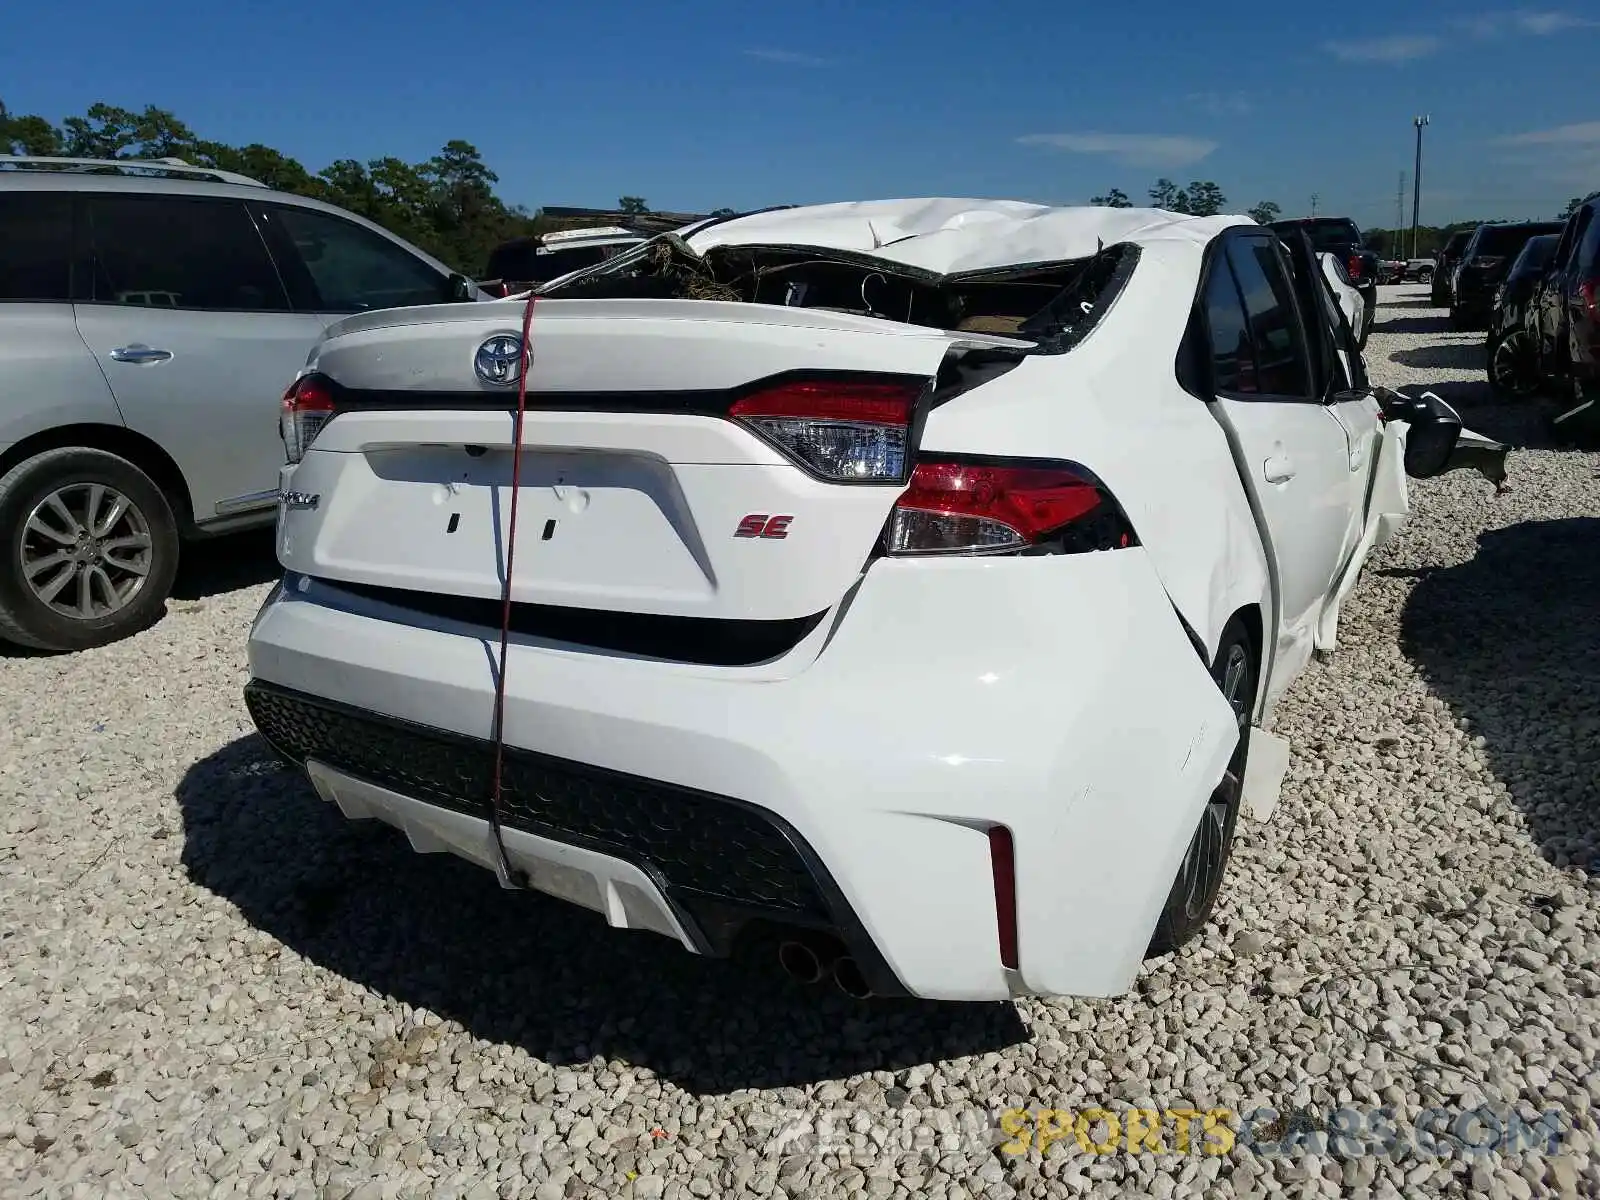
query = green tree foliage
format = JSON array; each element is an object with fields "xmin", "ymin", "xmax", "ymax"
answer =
[
  {"xmin": 1140, "ymin": 178, "xmax": 1229, "ymax": 216},
  {"xmin": 0, "ymin": 100, "xmax": 709, "ymax": 275},
  {"xmin": 1089, "ymin": 188, "xmax": 1132, "ymax": 208},
  {"xmin": 1246, "ymin": 201, "xmax": 1282, "ymax": 225}
]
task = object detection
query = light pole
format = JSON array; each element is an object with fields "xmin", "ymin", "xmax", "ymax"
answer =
[{"xmin": 1411, "ymin": 115, "xmax": 1430, "ymax": 259}]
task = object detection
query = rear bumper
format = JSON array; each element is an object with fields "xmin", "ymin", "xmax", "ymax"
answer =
[{"xmin": 246, "ymin": 550, "xmax": 1238, "ymax": 1001}]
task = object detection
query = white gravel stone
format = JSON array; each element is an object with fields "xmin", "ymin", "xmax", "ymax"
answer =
[{"xmin": 2, "ymin": 285, "xmax": 1597, "ymax": 1198}]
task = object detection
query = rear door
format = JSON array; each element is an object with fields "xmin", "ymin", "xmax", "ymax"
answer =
[
  {"xmin": 1200, "ymin": 231, "xmax": 1355, "ymax": 671},
  {"xmin": 1535, "ymin": 211, "xmax": 1586, "ymax": 369},
  {"xmin": 0, "ymin": 190, "xmax": 124, "ymax": 446},
  {"xmin": 72, "ymin": 193, "xmax": 325, "ymax": 524}
]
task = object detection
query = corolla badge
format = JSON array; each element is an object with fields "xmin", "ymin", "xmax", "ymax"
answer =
[{"xmin": 474, "ymin": 335, "xmax": 525, "ymax": 386}]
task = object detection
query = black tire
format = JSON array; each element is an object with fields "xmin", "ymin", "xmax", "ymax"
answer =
[
  {"xmin": 1418, "ymin": 267, "xmax": 1434, "ymax": 285},
  {"xmin": 1148, "ymin": 615, "xmax": 1256, "ymax": 956},
  {"xmin": 0, "ymin": 447, "xmax": 180, "ymax": 652},
  {"xmin": 1486, "ymin": 331, "xmax": 1542, "ymax": 400}
]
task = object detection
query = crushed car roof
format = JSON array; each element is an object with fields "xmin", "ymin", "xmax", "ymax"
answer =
[{"xmin": 684, "ymin": 198, "xmax": 1252, "ymax": 275}]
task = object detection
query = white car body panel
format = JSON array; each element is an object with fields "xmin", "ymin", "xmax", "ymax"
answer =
[
  {"xmin": 252, "ymin": 548, "xmax": 1237, "ymax": 1001},
  {"xmin": 245, "ymin": 197, "xmax": 1508, "ymax": 1002}
]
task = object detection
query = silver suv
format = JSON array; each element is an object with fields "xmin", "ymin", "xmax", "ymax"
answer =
[{"xmin": 0, "ymin": 155, "xmax": 485, "ymax": 651}]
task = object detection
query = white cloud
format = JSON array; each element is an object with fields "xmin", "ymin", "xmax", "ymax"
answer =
[
  {"xmin": 1186, "ymin": 91, "xmax": 1253, "ymax": 117},
  {"xmin": 1496, "ymin": 121, "xmax": 1600, "ymax": 145},
  {"xmin": 1458, "ymin": 9, "xmax": 1600, "ymax": 35},
  {"xmin": 1324, "ymin": 35, "xmax": 1443, "ymax": 62},
  {"xmin": 1016, "ymin": 132, "xmax": 1219, "ymax": 169},
  {"xmin": 742, "ymin": 48, "xmax": 833, "ymax": 67}
]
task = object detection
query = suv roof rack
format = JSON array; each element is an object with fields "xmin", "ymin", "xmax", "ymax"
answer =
[{"xmin": 0, "ymin": 155, "xmax": 266, "ymax": 188}]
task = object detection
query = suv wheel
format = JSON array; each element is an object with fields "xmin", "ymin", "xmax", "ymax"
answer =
[
  {"xmin": 0, "ymin": 447, "xmax": 180, "ymax": 652},
  {"xmin": 1148, "ymin": 616, "xmax": 1256, "ymax": 956}
]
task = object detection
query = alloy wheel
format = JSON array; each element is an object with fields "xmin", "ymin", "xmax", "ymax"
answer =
[
  {"xmin": 19, "ymin": 483, "xmax": 154, "ymax": 620},
  {"xmin": 1489, "ymin": 332, "xmax": 1541, "ymax": 398}
]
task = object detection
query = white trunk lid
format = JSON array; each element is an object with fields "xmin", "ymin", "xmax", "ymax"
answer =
[{"xmin": 279, "ymin": 300, "xmax": 1029, "ymax": 624}]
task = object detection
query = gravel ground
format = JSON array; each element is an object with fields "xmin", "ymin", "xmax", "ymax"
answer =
[{"xmin": 3, "ymin": 284, "xmax": 1598, "ymax": 1199}]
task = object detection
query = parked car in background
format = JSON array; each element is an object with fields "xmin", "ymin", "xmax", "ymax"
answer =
[
  {"xmin": 1533, "ymin": 191, "xmax": 1600, "ymax": 439},
  {"xmin": 1450, "ymin": 221, "xmax": 1565, "ymax": 331},
  {"xmin": 1400, "ymin": 258, "xmax": 1435, "ymax": 284},
  {"xmin": 1431, "ymin": 230, "xmax": 1473, "ymax": 306},
  {"xmin": 479, "ymin": 227, "xmax": 646, "ymax": 298},
  {"xmin": 250, "ymin": 198, "xmax": 1502, "ymax": 1002},
  {"xmin": 1269, "ymin": 217, "xmax": 1377, "ymax": 346},
  {"xmin": 0, "ymin": 154, "xmax": 487, "ymax": 652},
  {"xmin": 1486, "ymin": 234, "xmax": 1559, "ymax": 398}
]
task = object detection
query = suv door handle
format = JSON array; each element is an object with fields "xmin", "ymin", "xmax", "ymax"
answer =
[
  {"xmin": 110, "ymin": 345, "xmax": 173, "ymax": 364},
  {"xmin": 1263, "ymin": 454, "xmax": 1296, "ymax": 483}
]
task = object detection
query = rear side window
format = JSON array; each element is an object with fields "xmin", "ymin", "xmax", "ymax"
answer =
[
  {"xmin": 0, "ymin": 192, "xmax": 72, "ymax": 301},
  {"xmin": 270, "ymin": 206, "xmax": 447, "ymax": 312},
  {"xmin": 1227, "ymin": 236, "xmax": 1312, "ymax": 398},
  {"xmin": 85, "ymin": 195, "xmax": 289, "ymax": 311},
  {"xmin": 1580, "ymin": 208, "xmax": 1600, "ymax": 272},
  {"xmin": 1201, "ymin": 256, "xmax": 1256, "ymax": 394}
]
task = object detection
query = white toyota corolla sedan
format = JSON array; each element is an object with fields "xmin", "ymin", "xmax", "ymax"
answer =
[{"xmin": 246, "ymin": 199, "xmax": 1504, "ymax": 1002}]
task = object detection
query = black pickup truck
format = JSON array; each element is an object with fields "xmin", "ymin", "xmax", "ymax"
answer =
[{"xmin": 1269, "ymin": 217, "xmax": 1379, "ymax": 347}]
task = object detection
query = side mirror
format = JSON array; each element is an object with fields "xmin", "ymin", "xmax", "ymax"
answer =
[
  {"xmin": 1371, "ymin": 387, "xmax": 1511, "ymax": 487},
  {"xmin": 445, "ymin": 272, "xmax": 475, "ymax": 303}
]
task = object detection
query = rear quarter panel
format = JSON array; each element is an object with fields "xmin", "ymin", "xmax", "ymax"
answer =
[{"xmin": 916, "ymin": 240, "xmax": 1275, "ymax": 712}]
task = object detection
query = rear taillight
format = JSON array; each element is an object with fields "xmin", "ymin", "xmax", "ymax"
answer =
[
  {"xmin": 1346, "ymin": 254, "xmax": 1363, "ymax": 280},
  {"xmin": 1581, "ymin": 279, "xmax": 1600, "ymax": 321},
  {"xmin": 729, "ymin": 377, "xmax": 923, "ymax": 482},
  {"xmin": 884, "ymin": 457, "xmax": 1136, "ymax": 556},
  {"xmin": 281, "ymin": 373, "xmax": 337, "ymax": 464}
]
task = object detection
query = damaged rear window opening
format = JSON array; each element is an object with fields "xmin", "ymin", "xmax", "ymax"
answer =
[{"xmin": 533, "ymin": 234, "xmax": 1141, "ymax": 354}]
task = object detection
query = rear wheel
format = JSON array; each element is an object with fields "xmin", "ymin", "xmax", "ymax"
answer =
[
  {"xmin": 1148, "ymin": 616, "xmax": 1256, "ymax": 955},
  {"xmin": 0, "ymin": 447, "xmax": 180, "ymax": 652},
  {"xmin": 1418, "ymin": 267, "xmax": 1434, "ymax": 285},
  {"xmin": 1487, "ymin": 330, "xmax": 1542, "ymax": 399}
]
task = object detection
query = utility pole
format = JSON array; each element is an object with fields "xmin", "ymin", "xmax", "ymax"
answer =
[
  {"xmin": 1310, "ymin": 193, "xmax": 1319, "ymax": 218},
  {"xmin": 1411, "ymin": 115, "xmax": 1430, "ymax": 259},
  {"xmin": 1396, "ymin": 172, "xmax": 1407, "ymax": 256}
]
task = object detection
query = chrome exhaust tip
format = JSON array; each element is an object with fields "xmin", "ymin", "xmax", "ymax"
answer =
[
  {"xmin": 777, "ymin": 939, "xmax": 825, "ymax": 985},
  {"xmin": 832, "ymin": 955, "xmax": 873, "ymax": 1000}
]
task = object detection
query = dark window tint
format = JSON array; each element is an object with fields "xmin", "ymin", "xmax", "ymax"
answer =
[
  {"xmin": 1473, "ymin": 223, "xmax": 1565, "ymax": 257},
  {"xmin": 1579, "ymin": 209, "xmax": 1600, "ymax": 272},
  {"xmin": 86, "ymin": 195, "xmax": 288, "ymax": 311},
  {"xmin": 1513, "ymin": 235, "xmax": 1559, "ymax": 274},
  {"xmin": 1227, "ymin": 237, "xmax": 1311, "ymax": 397},
  {"xmin": 486, "ymin": 241, "xmax": 612, "ymax": 283},
  {"xmin": 1289, "ymin": 219, "xmax": 1363, "ymax": 251},
  {"xmin": 534, "ymin": 245, "xmax": 613, "ymax": 280},
  {"xmin": 1202, "ymin": 257, "xmax": 1256, "ymax": 394},
  {"xmin": 0, "ymin": 192, "xmax": 72, "ymax": 301},
  {"xmin": 273, "ymin": 206, "xmax": 446, "ymax": 311},
  {"xmin": 1443, "ymin": 231, "xmax": 1472, "ymax": 257}
]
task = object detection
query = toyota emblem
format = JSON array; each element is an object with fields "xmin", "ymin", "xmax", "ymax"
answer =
[{"xmin": 474, "ymin": 335, "xmax": 525, "ymax": 386}]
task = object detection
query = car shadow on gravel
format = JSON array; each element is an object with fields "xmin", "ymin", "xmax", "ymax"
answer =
[
  {"xmin": 172, "ymin": 529, "xmax": 280, "ymax": 600},
  {"xmin": 175, "ymin": 736, "xmax": 1029, "ymax": 1091},
  {"xmin": 1398, "ymin": 517, "xmax": 1600, "ymax": 872},
  {"xmin": 1372, "ymin": 315, "xmax": 1453, "ymax": 335}
]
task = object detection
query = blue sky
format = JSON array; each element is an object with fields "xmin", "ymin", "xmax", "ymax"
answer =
[{"xmin": 3, "ymin": 1, "xmax": 1596, "ymax": 229}]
